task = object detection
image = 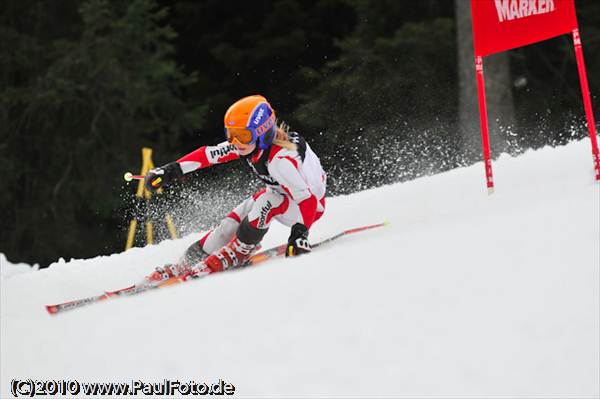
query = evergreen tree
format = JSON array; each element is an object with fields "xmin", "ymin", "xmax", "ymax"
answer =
[
  {"xmin": 294, "ymin": 0, "xmax": 458, "ymax": 187},
  {"xmin": 1, "ymin": 0, "xmax": 202, "ymax": 266}
]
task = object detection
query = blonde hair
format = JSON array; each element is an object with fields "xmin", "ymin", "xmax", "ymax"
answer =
[{"xmin": 271, "ymin": 121, "xmax": 297, "ymax": 151}]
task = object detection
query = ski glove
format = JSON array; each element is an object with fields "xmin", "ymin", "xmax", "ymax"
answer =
[
  {"xmin": 144, "ymin": 162, "xmax": 183, "ymax": 192},
  {"xmin": 286, "ymin": 223, "xmax": 311, "ymax": 257}
]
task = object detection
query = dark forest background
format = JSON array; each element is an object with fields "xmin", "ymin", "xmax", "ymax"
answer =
[{"xmin": 2, "ymin": 0, "xmax": 599, "ymax": 267}]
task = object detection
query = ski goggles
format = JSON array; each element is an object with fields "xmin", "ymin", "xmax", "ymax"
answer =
[
  {"xmin": 225, "ymin": 127, "xmax": 255, "ymax": 145},
  {"xmin": 224, "ymin": 113, "xmax": 276, "ymax": 145}
]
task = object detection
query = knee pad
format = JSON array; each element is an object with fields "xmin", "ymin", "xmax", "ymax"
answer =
[{"xmin": 237, "ymin": 217, "xmax": 268, "ymax": 245}]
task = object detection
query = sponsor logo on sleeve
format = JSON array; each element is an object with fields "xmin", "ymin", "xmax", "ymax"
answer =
[{"xmin": 208, "ymin": 145, "xmax": 236, "ymax": 162}]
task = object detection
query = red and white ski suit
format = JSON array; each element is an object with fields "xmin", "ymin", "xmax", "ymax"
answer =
[{"xmin": 176, "ymin": 132, "xmax": 326, "ymax": 253}]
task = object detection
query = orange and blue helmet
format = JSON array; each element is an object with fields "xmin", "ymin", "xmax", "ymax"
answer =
[{"xmin": 224, "ymin": 95, "xmax": 276, "ymax": 150}]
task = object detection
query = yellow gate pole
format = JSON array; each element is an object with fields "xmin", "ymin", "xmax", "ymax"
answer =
[
  {"xmin": 144, "ymin": 149, "xmax": 154, "ymax": 245},
  {"xmin": 165, "ymin": 214, "xmax": 178, "ymax": 239},
  {"xmin": 125, "ymin": 147, "xmax": 153, "ymax": 250},
  {"xmin": 125, "ymin": 147, "xmax": 179, "ymax": 249}
]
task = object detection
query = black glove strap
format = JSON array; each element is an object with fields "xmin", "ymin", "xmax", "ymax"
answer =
[{"xmin": 289, "ymin": 223, "xmax": 309, "ymax": 241}]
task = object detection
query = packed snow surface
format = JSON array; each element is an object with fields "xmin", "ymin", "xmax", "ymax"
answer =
[{"xmin": 2, "ymin": 140, "xmax": 599, "ymax": 398}]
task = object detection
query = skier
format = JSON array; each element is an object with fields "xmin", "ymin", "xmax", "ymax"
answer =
[{"xmin": 143, "ymin": 95, "xmax": 327, "ymax": 281}]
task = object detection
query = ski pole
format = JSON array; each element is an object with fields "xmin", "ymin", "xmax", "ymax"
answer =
[{"xmin": 123, "ymin": 172, "xmax": 145, "ymax": 182}]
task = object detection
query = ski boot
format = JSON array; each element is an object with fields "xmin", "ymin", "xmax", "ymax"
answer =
[{"xmin": 203, "ymin": 237, "xmax": 260, "ymax": 273}]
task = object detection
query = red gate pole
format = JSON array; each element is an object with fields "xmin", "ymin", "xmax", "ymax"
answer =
[
  {"xmin": 475, "ymin": 55, "xmax": 495, "ymax": 194},
  {"xmin": 572, "ymin": 29, "xmax": 600, "ymax": 181}
]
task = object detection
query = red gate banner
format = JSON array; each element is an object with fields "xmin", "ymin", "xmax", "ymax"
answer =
[
  {"xmin": 471, "ymin": 0, "xmax": 578, "ymax": 56},
  {"xmin": 469, "ymin": 0, "xmax": 599, "ymax": 191},
  {"xmin": 471, "ymin": 0, "xmax": 577, "ymax": 56}
]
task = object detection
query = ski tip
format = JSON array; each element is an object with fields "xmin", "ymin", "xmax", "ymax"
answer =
[
  {"xmin": 383, "ymin": 219, "xmax": 391, "ymax": 227},
  {"xmin": 45, "ymin": 305, "xmax": 58, "ymax": 315}
]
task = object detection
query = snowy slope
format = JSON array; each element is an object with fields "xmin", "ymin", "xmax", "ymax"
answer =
[{"xmin": 2, "ymin": 140, "xmax": 599, "ymax": 398}]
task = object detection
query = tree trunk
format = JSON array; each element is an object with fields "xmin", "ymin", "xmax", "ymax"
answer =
[{"xmin": 455, "ymin": 0, "xmax": 516, "ymax": 159}]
